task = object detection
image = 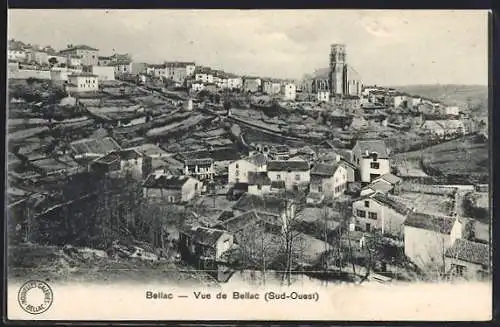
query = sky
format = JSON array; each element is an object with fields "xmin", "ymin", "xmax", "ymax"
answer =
[{"xmin": 8, "ymin": 10, "xmax": 489, "ymax": 86}]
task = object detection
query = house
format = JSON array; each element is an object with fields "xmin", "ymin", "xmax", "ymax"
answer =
[
  {"xmin": 282, "ymin": 83, "xmax": 297, "ymax": 101},
  {"xmin": 195, "ymin": 67, "xmax": 214, "ymax": 84},
  {"xmin": 262, "ymin": 80, "xmax": 282, "ymax": 95},
  {"xmin": 66, "ymin": 73, "xmax": 99, "ymax": 93},
  {"xmin": 8, "ymin": 48, "xmax": 27, "ymax": 62},
  {"xmin": 247, "ymin": 172, "xmax": 272, "ymax": 195},
  {"xmin": 228, "ymin": 153, "xmax": 267, "ymax": 184},
  {"xmin": 222, "ymin": 75, "xmax": 243, "ymax": 90},
  {"xmin": 360, "ymin": 173, "xmax": 402, "ymax": 196},
  {"xmin": 215, "ymin": 210, "xmax": 284, "ymax": 241},
  {"xmin": 91, "ymin": 65, "xmax": 115, "ymax": 81},
  {"xmin": 444, "ymin": 239, "xmax": 490, "ymax": 279},
  {"xmin": 308, "ymin": 163, "xmax": 348, "ymax": 204},
  {"xmin": 113, "ymin": 61, "xmax": 133, "ymax": 75},
  {"xmin": 165, "ymin": 62, "xmax": 196, "ymax": 83},
  {"xmin": 191, "ymin": 81, "xmax": 205, "ymax": 92},
  {"xmin": 59, "ymin": 44, "xmax": 99, "ymax": 66},
  {"xmin": 65, "ymin": 55, "xmax": 82, "ymax": 67},
  {"xmin": 352, "ymin": 192, "xmax": 413, "ymax": 236},
  {"xmin": 90, "ymin": 149, "xmax": 152, "ymax": 180},
  {"xmin": 403, "ymin": 212, "xmax": 462, "ymax": 269},
  {"xmin": 143, "ymin": 174, "xmax": 202, "ymax": 203},
  {"xmin": 97, "ymin": 56, "xmax": 112, "ymax": 66},
  {"xmin": 70, "ymin": 136, "xmax": 122, "ymax": 161},
  {"xmin": 317, "ymin": 91, "xmax": 330, "ymax": 102},
  {"xmin": 352, "ymin": 140, "xmax": 391, "ymax": 183},
  {"xmin": 184, "ymin": 158, "xmax": 215, "ymax": 181},
  {"xmin": 267, "ymin": 160, "xmax": 310, "ymax": 191},
  {"xmin": 232, "ymin": 193, "xmax": 296, "ymax": 227},
  {"xmin": 127, "ymin": 143, "xmax": 169, "ymax": 159},
  {"xmin": 179, "ymin": 226, "xmax": 233, "ymax": 261},
  {"xmin": 421, "ymin": 120, "xmax": 465, "ymax": 138},
  {"xmin": 243, "ymin": 77, "xmax": 261, "ymax": 93},
  {"xmin": 392, "ymin": 95, "xmax": 407, "ymax": 108}
]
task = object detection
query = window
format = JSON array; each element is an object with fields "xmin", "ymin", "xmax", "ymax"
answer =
[
  {"xmin": 370, "ymin": 162, "xmax": 380, "ymax": 169},
  {"xmin": 368, "ymin": 212, "xmax": 378, "ymax": 220},
  {"xmin": 277, "ymin": 174, "xmax": 281, "ymax": 180},
  {"xmin": 295, "ymin": 174, "xmax": 300, "ymax": 181},
  {"xmin": 364, "ymin": 200, "xmax": 370, "ymax": 208},
  {"xmin": 235, "ymin": 163, "xmax": 239, "ymax": 169},
  {"xmin": 318, "ymin": 185, "xmax": 323, "ymax": 193},
  {"xmin": 257, "ymin": 185, "xmax": 262, "ymax": 190},
  {"xmin": 195, "ymin": 183, "xmax": 198, "ymax": 191},
  {"xmin": 356, "ymin": 209, "xmax": 366, "ymax": 218},
  {"xmin": 235, "ymin": 170, "xmax": 239, "ymax": 176},
  {"xmin": 451, "ymin": 264, "xmax": 466, "ymax": 277}
]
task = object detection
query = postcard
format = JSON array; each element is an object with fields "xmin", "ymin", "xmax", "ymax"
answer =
[{"xmin": 5, "ymin": 9, "xmax": 492, "ymax": 321}]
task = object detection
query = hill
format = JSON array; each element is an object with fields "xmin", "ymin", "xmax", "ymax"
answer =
[{"xmin": 390, "ymin": 84, "xmax": 488, "ymax": 118}]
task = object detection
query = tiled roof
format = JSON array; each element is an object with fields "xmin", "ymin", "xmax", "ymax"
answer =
[
  {"xmin": 70, "ymin": 137, "xmax": 121, "ymax": 155},
  {"xmin": 355, "ymin": 139, "xmax": 389, "ymax": 158},
  {"xmin": 185, "ymin": 158, "xmax": 213, "ymax": 166},
  {"xmin": 247, "ymin": 153, "xmax": 267, "ymax": 166},
  {"xmin": 248, "ymin": 172, "xmax": 271, "ymax": 186},
  {"xmin": 267, "ymin": 160, "xmax": 310, "ymax": 172},
  {"xmin": 233, "ymin": 193, "xmax": 289, "ymax": 216},
  {"xmin": 404, "ymin": 212, "xmax": 457, "ymax": 234},
  {"xmin": 182, "ymin": 226, "xmax": 226, "ymax": 247},
  {"xmin": 445, "ymin": 239, "xmax": 490, "ymax": 267},
  {"xmin": 372, "ymin": 193, "xmax": 412, "ymax": 215},
  {"xmin": 374, "ymin": 173, "xmax": 402, "ymax": 185},
  {"xmin": 310, "ymin": 163, "xmax": 339, "ymax": 177},
  {"xmin": 363, "ymin": 181, "xmax": 393, "ymax": 194},
  {"xmin": 219, "ymin": 210, "xmax": 283, "ymax": 233},
  {"xmin": 143, "ymin": 174, "xmax": 192, "ymax": 190}
]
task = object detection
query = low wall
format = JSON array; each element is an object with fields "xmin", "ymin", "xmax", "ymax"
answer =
[
  {"xmin": 9, "ymin": 69, "xmax": 51, "ymax": 80},
  {"xmin": 400, "ymin": 182, "xmax": 457, "ymax": 196}
]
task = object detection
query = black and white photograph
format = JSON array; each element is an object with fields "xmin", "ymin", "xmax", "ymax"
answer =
[{"xmin": 6, "ymin": 9, "xmax": 492, "ymax": 321}]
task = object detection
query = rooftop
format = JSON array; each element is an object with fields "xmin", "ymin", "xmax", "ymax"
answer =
[
  {"xmin": 267, "ymin": 160, "xmax": 310, "ymax": 172},
  {"xmin": 310, "ymin": 163, "xmax": 339, "ymax": 177},
  {"xmin": 218, "ymin": 210, "xmax": 283, "ymax": 233},
  {"xmin": 182, "ymin": 226, "xmax": 227, "ymax": 247},
  {"xmin": 354, "ymin": 139, "xmax": 389, "ymax": 158},
  {"xmin": 70, "ymin": 137, "xmax": 121, "ymax": 155},
  {"xmin": 404, "ymin": 212, "xmax": 458, "ymax": 234},
  {"xmin": 374, "ymin": 173, "xmax": 402, "ymax": 185},
  {"xmin": 233, "ymin": 193, "xmax": 290, "ymax": 216},
  {"xmin": 445, "ymin": 239, "xmax": 490, "ymax": 267},
  {"xmin": 143, "ymin": 174, "xmax": 193, "ymax": 190},
  {"xmin": 60, "ymin": 45, "xmax": 99, "ymax": 52}
]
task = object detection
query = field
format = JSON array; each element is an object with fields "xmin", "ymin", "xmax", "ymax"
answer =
[
  {"xmin": 393, "ymin": 135, "xmax": 489, "ymax": 182},
  {"xmin": 392, "ymin": 84, "xmax": 488, "ymax": 116}
]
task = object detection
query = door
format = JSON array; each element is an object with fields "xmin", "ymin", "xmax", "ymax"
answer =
[{"xmin": 365, "ymin": 223, "xmax": 371, "ymax": 232}]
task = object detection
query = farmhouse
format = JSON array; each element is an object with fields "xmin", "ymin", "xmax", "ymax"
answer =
[
  {"xmin": 228, "ymin": 153, "xmax": 267, "ymax": 185},
  {"xmin": 403, "ymin": 212, "xmax": 462, "ymax": 269},
  {"xmin": 179, "ymin": 226, "xmax": 233, "ymax": 261},
  {"xmin": 352, "ymin": 140, "xmax": 391, "ymax": 183},
  {"xmin": 444, "ymin": 238, "xmax": 490, "ymax": 280},
  {"xmin": 308, "ymin": 163, "xmax": 348, "ymax": 204},
  {"xmin": 143, "ymin": 174, "xmax": 202, "ymax": 203},
  {"xmin": 267, "ymin": 160, "xmax": 310, "ymax": 191}
]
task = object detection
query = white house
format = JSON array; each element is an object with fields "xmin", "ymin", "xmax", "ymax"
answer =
[
  {"xmin": 228, "ymin": 153, "xmax": 267, "ymax": 185},
  {"xmin": 143, "ymin": 174, "xmax": 202, "ymax": 203},
  {"xmin": 195, "ymin": 72, "xmax": 214, "ymax": 84},
  {"xmin": 114, "ymin": 62, "xmax": 133, "ymax": 75},
  {"xmin": 91, "ymin": 65, "xmax": 115, "ymax": 81},
  {"xmin": 360, "ymin": 173, "xmax": 402, "ymax": 196},
  {"xmin": 352, "ymin": 140, "xmax": 391, "ymax": 183},
  {"xmin": 8, "ymin": 48, "xmax": 27, "ymax": 62},
  {"xmin": 66, "ymin": 73, "xmax": 99, "ymax": 93},
  {"xmin": 317, "ymin": 91, "xmax": 330, "ymax": 102},
  {"xmin": 404, "ymin": 212, "xmax": 462, "ymax": 269},
  {"xmin": 90, "ymin": 149, "xmax": 151, "ymax": 180},
  {"xmin": 352, "ymin": 192, "xmax": 413, "ymax": 236},
  {"xmin": 283, "ymin": 83, "xmax": 297, "ymax": 101},
  {"xmin": 308, "ymin": 163, "xmax": 348, "ymax": 203},
  {"xmin": 179, "ymin": 226, "xmax": 233, "ymax": 261},
  {"xmin": 184, "ymin": 158, "xmax": 215, "ymax": 181},
  {"xmin": 392, "ymin": 95, "xmax": 407, "ymax": 108},
  {"xmin": 267, "ymin": 160, "xmax": 310, "ymax": 191},
  {"xmin": 444, "ymin": 239, "xmax": 490, "ymax": 280}
]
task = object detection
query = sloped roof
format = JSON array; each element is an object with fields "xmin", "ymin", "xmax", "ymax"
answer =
[
  {"xmin": 371, "ymin": 193, "xmax": 412, "ymax": 215},
  {"xmin": 143, "ymin": 174, "xmax": 193, "ymax": 190},
  {"xmin": 219, "ymin": 210, "xmax": 283, "ymax": 233},
  {"xmin": 310, "ymin": 163, "xmax": 339, "ymax": 177},
  {"xmin": 248, "ymin": 172, "xmax": 271, "ymax": 186},
  {"xmin": 247, "ymin": 153, "xmax": 267, "ymax": 166},
  {"xmin": 354, "ymin": 139, "xmax": 389, "ymax": 158},
  {"xmin": 70, "ymin": 137, "xmax": 121, "ymax": 155},
  {"xmin": 182, "ymin": 226, "xmax": 227, "ymax": 247},
  {"xmin": 374, "ymin": 173, "xmax": 402, "ymax": 185},
  {"xmin": 267, "ymin": 160, "xmax": 310, "ymax": 172},
  {"xmin": 363, "ymin": 181, "xmax": 393, "ymax": 194},
  {"xmin": 404, "ymin": 212, "xmax": 458, "ymax": 234},
  {"xmin": 233, "ymin": 193, "xmax": 289, "ymax": 216},
  {"xmin": 445, "ymin": 239, "xmax": 490, "ymax": 267}
]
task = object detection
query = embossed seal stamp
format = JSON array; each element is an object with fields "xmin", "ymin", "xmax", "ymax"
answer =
[{"xmin": 17, "ymin": 280, "xmax": 54, "ymax": 315}]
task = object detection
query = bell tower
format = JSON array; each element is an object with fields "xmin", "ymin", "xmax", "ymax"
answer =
[{"xmin": 329, "ymin": 44, "xmax": 348, "ymax": 97}]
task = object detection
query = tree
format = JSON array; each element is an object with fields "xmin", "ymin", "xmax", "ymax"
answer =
[{"xmin": 48, "ymin": 57, "xmax": 58, "ymax": 67}]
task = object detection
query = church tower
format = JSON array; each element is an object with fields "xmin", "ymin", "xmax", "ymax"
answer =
[{"xmin": 329, "ymin": 44, "xmax": 348, "ymax": 97}]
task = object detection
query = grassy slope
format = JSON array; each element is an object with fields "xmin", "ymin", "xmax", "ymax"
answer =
[
  {"xmin": 394, "ymin": 135, "xmax": 489, "ymax": 178},
  {"xmin": 390, "ymin": 84, "xmax": 488, "ymax": 118}
]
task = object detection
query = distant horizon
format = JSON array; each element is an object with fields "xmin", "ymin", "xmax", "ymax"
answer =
[{"xmin": 8, "ymin": 9, "xmax": 489, "ymax": 85}]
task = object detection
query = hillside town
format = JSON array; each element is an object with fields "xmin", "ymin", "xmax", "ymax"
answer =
[{"xmin": 7, "ymin": 38, "xmax": 490, "ymax": 286}]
